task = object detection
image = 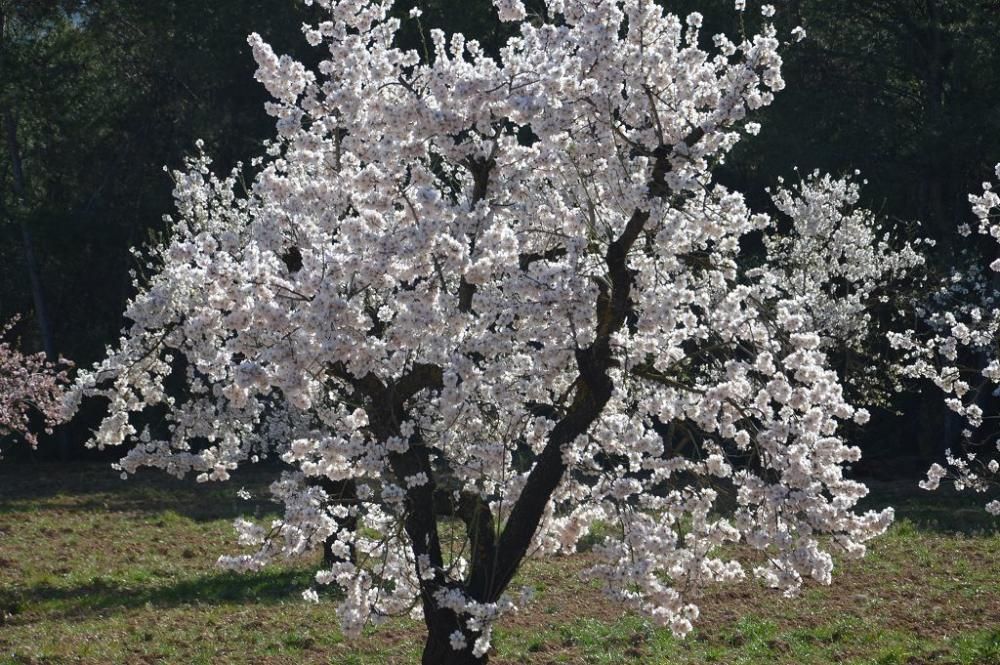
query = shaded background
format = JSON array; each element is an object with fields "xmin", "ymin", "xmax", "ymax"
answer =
[{"xmin": 1, "ymin": 0, "xmax": 998, "ymax": 468}]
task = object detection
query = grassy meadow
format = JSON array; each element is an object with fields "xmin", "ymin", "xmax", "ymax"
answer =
[{"xmin": 1, "ymin": 465, "xmax": 998, "ymax": 664}]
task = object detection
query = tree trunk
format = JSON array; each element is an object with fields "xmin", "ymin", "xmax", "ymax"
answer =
[
  {"xmin": 2, "ymin": 108, "xmax": 54, "ymax": 352},
  {"xmin": 422, "ymin": 606, "xmax": 487, "ymax": 665},
  {"xmin": 3, "ymin": 105, "xmax": 68, "ymax": 459}
]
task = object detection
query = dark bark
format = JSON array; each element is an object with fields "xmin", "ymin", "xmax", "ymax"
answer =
[
  {"xmin": 457, "ymin": 153, "xmax": 495, "ymax": 314},
  {"xmin": 331, "ymin": 127, "xmax": 704, "ymax": 661},
  {"xmin": 456, "ymin": 491, "xmax": 497, "ymax": 599},
  {"xmin": 472, "ymin": 129, "xmax": 703, "ymax": 602},
  {"xmin": 313, "ymin": 477, "xmax": 358, "ymax": 567},
  {"xmin": 3, "ymin": 108, "xmax": 55, "ymax": 359},
  {"xmin": 422, "ymin": 604, "xmax": 486, "ymax": 665},
  {"xmin": 1, "ymin": 15, "xmax": 56, "ymax": 362}
]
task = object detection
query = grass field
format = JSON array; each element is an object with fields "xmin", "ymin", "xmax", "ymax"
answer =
[{"xmin": 1, "ymin": 464, "xmax": 998, "ymax": 664}]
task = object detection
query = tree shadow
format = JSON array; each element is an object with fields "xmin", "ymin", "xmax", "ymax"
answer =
[
  {"xmin": 859, "ymin": 480, "xmax": 1000, "ymax": 535},
  {"xmin": 0, "ymin": 463, "xmax": 280, "ymax": 522},
  {"xmin": 0, "ymin": 568, "xmax": 335, "ymax": 624},
  {"xmin": 3, "ymin": 466, "xmax": 996, "ymax": 532}
]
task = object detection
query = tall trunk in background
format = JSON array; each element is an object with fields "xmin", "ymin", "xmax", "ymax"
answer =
[
  {"xmin": 3, "ymin": 106, "xmax": 68, "ymax": 459},
  {"xmin": 921, "ymin": 0, "xmax": 957, "ymax": 457},
  {"xmin": 922, "ymin": 0, "xmax": 949, "ymax": 237},
  {"xmin": 3, "ymin": 107, "xmax": 54, "ymax": 357}
]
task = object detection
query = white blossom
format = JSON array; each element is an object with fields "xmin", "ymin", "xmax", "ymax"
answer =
[
  {"xmin": 449, "ymin": 630, "xmax": 468, "ymax": 651},
  {"xmin": 68, "ymin": 1, "xmax": 907, "ymax": 658},
  {"xmin": 897, "ymin": 167, "xmax": 1000, "ymax": 515}
]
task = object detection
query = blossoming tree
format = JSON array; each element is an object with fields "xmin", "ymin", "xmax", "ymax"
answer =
[
  {"xmin": 893, "ymin": 165, "xmax": 1000, "ymax": 516},
  {"xmin": 71, "ymin": 1, "xmax": 907, "ymax": 662},
  {"xmin": 0, "ymin": 317, "xmax": 69, "ymax": 452}
]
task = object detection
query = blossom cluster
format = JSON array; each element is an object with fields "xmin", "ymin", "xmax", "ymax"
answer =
[
  {"xmin": 0, "ymin": 317, "xmax": 70, "ymax": 451},
  {"xmin": 891, "ymin": 165, "xmax": 1000, "ymax": 515},
  {"xmin": 70, "ymin": 0, "xmax": 901, "ymax": 659}
]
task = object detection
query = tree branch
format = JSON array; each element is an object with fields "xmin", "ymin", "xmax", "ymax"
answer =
[{"xmin": 478, "ymin": 125, "xmax": 706, "ymax": 602}]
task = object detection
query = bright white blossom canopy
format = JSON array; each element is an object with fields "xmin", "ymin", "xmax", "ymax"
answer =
[{"xmin": 70, "ymin": 0, "xmax": 902, "ymax": 659}]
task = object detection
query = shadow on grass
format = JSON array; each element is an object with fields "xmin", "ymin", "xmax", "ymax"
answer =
[
  {"xmin": 860, "ymin": 480, "xmax": 1000, "ymax": 535},
  {"xmin": 0, "ymin": 463, "xmax": 281, "ymax": 521},
  {"xmin": 3, "ymin": 465, "xmax": 996, "ymax": 531},
  {"xmin": 0, "ymin": 568, "xmax": 329, "ymax": 623}
]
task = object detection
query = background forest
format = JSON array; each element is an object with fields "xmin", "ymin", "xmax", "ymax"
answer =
[{"xmin": 1, "ymin": 0, "xmax": 999, "ymax": 466}]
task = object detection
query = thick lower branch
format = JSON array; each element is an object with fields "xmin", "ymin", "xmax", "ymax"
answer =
[
  {"xmin": 457, "ymin": 492, "xmax": 498, "ymax": 600},
  {"xmin": 470, "ymin": 128, "xmax": 704, "ymax": 602}
]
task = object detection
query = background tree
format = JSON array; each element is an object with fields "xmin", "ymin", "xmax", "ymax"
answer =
[
  {"xmin": 1, "ymin": 0, "xmax": 314, "ymax": 367},
  {"xmin": 0, "ymin": 315, "xmax": 70, "ymax": 453},
  {"xmin": 665, "ymin": 0, "xmax": 1000, "ymax": 469},
  {"xmin": 894, "ymin": 165, "xmax": 1000, "ymax": 516}
]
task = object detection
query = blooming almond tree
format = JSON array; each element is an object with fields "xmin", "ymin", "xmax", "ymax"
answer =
[
  {"xmin": 892, "ymin": 165, "xmax": 1000, "ymax": 517},
  {"xmin": 71, "ymin": 1, "xmax": 899, "ymax": 662},
  {"xmin": 0, "ymin": 316, "xmax": 70, "ymax": 452},
  {"xmin": 756, "ymin": 171, "xmax": 928, "ymax": 405}
]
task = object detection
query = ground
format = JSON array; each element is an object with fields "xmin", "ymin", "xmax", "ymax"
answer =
[{"xmin": 0, "ymin": 464, "xmax": 998, "ymax": 664}]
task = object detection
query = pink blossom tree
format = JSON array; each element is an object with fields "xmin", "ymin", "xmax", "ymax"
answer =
[
  {"xmin": 0, "ymin": 316, "xmax": 70, "ymax": 451},
  {"xmin": 70, "ymin": 1, "xmax": 916, "ymax": 662}
]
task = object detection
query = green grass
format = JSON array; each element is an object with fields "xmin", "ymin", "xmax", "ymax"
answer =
[{"xmin": 0, "ymin": 465, "xmax": 998, "ymax": 664}]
